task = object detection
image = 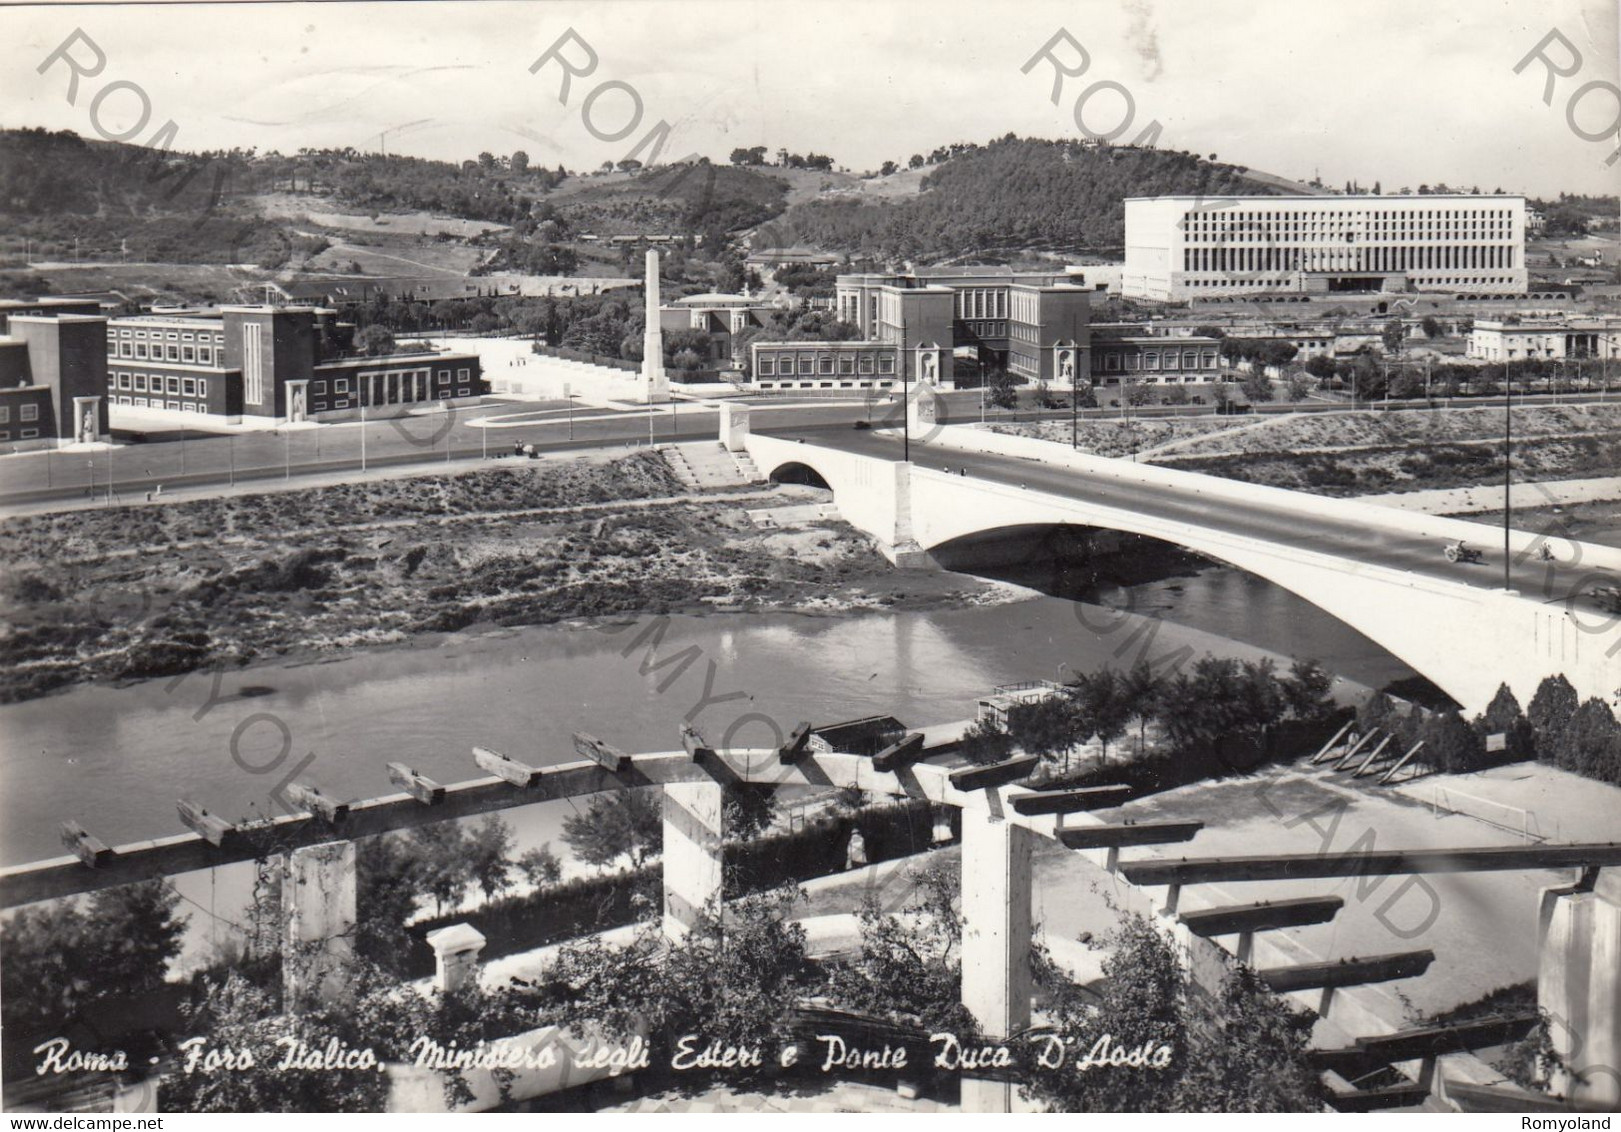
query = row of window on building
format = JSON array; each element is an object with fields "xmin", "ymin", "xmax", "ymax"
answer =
[
  {"xmin": 1095, "ymin": 349, "xmax": 1219, "ymax": 373},
  {"xmin": 754, "ymin": 379, "xmax": 897, "ymax": 391},
  {"xmin": 1182, "ymin": 245, "xmax": 1516, "ymax": 273},
  {"xmin": 111, "ymin": 327, "xmax": 227, "ymax": 366},
  {"xmin": 955, "ymin": 289, "xmax": 1009, "ymax": 320},
  {"xmin": 110, "ymin": 371, "xmax": 210, "ymax": 399},
  {"xmin": 0, "ymin": 404, "xmax": 42, "ymax": 423},
  {"xmin": 756, "ymin": 354, "xmax": 895, "ymax": 378},
  {"xmin": 1183, "ymin": 207, "xmax": 1516, "ymax": 235}
]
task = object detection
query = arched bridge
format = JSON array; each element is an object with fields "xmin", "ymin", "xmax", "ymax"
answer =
[{"xmin": 729, "ymin": 418, "xmax": 1621, "ymax": 716}]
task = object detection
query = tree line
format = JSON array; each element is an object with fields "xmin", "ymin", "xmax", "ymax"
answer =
[{"xmin": 958, "ymin": 655, "xmax": 1338, "ymax": 776}]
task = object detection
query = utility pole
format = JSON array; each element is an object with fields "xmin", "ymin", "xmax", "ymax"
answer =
[
  {"xmin": 360, "ymin": 401, "xmax": 367, "ymax": 472},
  {"xmin": 1503, "ymin": 359, "xmax": 1512, "ymax": 593},
  {"xmin": 902, "ymin": 344, "xmax": 911, "ymax": 463}
]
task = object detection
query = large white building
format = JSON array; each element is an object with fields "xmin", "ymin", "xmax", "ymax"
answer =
[
  {"xmin": 1123, "ymin": 195, "xmax": 1528, "ymax": 301},
  {"xmin": 1467, "ymin": 314, "xmax": 1621, "ymax": 362}
]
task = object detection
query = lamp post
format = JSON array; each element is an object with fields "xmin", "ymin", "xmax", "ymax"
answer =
[
  {"xmin": 902, "ymin": 343, "xmax": 911, "ymax": 463},
  {"xmin": 1503, "ymin": 358, "xmax": 1512, "ymax": 593}
]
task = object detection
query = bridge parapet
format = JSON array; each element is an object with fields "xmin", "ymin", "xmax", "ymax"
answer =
[{"xmin": 919, "ymin": 423, "xmax": 1621, "ymax": 576}]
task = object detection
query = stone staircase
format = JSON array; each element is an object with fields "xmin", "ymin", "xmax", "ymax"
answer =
[{"xmin": 660, "ymin": 442, "xmax": 762, "ymax": 490}]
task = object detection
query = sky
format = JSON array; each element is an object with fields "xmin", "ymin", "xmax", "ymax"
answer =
[{"xmin": 5, "ymin": 0, "xmax": 1619, "ymax": 199}]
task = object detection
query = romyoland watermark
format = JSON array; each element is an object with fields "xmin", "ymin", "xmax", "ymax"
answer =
[
  {"xmin": 1514, "ymin": 28, "xmax": 1621, "ymax": 167},
  {"xmin": 1022, "ymin": 29, "xmax": 1166, "ymax": 148}
]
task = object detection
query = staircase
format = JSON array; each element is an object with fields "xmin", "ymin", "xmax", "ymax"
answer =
[{"xmin": 660, "ymin": 442, "xmax": 763, "ymax": 490}]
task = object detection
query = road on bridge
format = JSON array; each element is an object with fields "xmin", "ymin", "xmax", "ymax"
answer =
[{"xmin": 779, "ymin": 425, "xmax": 1621, "ymax": 619}]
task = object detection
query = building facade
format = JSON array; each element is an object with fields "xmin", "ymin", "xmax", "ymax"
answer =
[
  {"xmin": 749, "ymin": 340, "xmax": 899, "ymax": 391},
  {"xmin": 105, "ymin": 306, "xmax": 485, "ymax": 422},
  {"xmin": 1467, "ymin": 315, "xmax": 1621, "ymax": 362},
  {"xmin": 834, "ymin": 268, "xmax": 1091, "ymax": 385},
  {"xmin": 657, "ymin": 292, "xmax": 779, "ymax": 366},
  {"xmin": 0, "ymin": 312, "xmax": 110, "ymax": 449},
  {"xmin": 1124, "ymin": 195, "xmax": 1528, "ymax": 301},
  {"xmin": 1088, "ymin": 326, "xmax": 1224, "ymax": 387}
]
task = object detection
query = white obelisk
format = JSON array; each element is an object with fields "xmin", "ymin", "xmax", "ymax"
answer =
[{"xmin": 642, "ymin": 249, "xmax": 668, "ymax": 403}]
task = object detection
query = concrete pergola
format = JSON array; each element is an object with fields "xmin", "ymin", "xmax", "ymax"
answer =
[{"xmin": 14, "ymin": 733, "xmax": 1621, "ymax": 1113}]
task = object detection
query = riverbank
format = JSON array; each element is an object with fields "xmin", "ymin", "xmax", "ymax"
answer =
[
  {"xmin": 0, "ymin": 452, "xmax": 1015, "ymax": 704},
  {"xmin": 994, "ymin": 404, "xmax": 1621, "ymax": 498}
]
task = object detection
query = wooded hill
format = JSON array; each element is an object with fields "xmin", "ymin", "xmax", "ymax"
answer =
[{"xmin": 764, "ymin": 138, "xmax": 1282, "ymax": 259}]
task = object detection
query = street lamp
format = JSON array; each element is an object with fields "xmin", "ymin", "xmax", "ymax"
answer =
[
  {"xmin": 902, "ymin": 343, "xmax": 911, "ymax": 463},
  {"xmin": 1502, "ymin": 357, "xmax": 1512, "ymax": 593}
]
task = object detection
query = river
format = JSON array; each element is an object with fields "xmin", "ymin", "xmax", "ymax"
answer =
[{"xmin": 0, "ymin": 563, "xmax": 1415, "ymax": 966}]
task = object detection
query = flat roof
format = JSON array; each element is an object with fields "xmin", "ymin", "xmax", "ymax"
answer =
[
  {"xmin": 1124, "ymin": 193, "xmax": 1526, "ymax": 203},
  {"xmin": 7, "ymin": 313, "xmax": 108, "ymax": 325}
]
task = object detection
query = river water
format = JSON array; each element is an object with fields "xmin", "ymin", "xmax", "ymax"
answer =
[{"xmin": 0, "ymin": 564, "xmax": 1414, "ymax": 965}]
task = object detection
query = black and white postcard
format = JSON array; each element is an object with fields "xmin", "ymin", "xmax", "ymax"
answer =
[{"xmin": 1, "ymin": 0, "xmax": 1618, "ymax": 1117}]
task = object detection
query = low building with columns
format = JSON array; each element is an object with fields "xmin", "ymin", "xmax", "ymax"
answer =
[{"xmin": 103, "ymin": 305, "xmax": 485, "ymax": 424}]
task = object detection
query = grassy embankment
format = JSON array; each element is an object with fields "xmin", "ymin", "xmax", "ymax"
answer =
[
  {"xmin": 997, "ymin": 404, "xmax": 1621, "ymax": 496},
  {"xmin": 0, "ymin": 453, "xmax": 999, "ymax": 703}
]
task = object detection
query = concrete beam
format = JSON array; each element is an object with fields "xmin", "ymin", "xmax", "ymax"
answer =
[
  {"xmin": 1179, "ymin": 896, "xmax": 1345, "ymax": 937},
  {"xmin": 1122, "ymin": 843, "xmax": 1621, "ymax": 886},
  {"xmin": 1056, "ymin": 821, "xmax": 1203, "ymax": 850},
  {"xmin": 1259, "ymin": 949, "xmax": 1435, "ymax": 993}
]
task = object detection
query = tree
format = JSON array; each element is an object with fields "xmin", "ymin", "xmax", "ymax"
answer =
[
  {"xmin": 1304, "ymin": 354, "xmax": 1336, "ymax": 379},
  {"xmin": 1421, "ymin": 709, "xmax": 1486, "ymax": 774},
  {"xmin": 1241, "ymin": 370, "xmax": 1275, "ymax": 403},
  {"xmin": 1028, "ymin": 915, "xmax": 1321, "ymax": 1112},
  {"xmin": 616, "ymin": 158, "xmax": 643, "ymax": 173},
  {"xmin": 908, "ymin": 154, "xmax": 925, "ymax": 169},
  {"xmin": 729, "ymin": 145, "xmax": 767, "ymax": 166},
  {"xmin": 1528, "ymin": 674, "xmax": 1579, "ymax": 758},
  {"xmin": 1118, "ymin": 660, "xmax": 1163, "ymax": 756},
  {"xmin": 545, "ymin": 885, "xmax": 813, "ymax": 1065},
  {"xmin": 827, "ymin": 862, "xmax": 974, "ymax": 1034},
  {"xmin": 161, "ymin": 973, "xmax": 392, "ymax": 1112},
  {"xmin": 1382, "ymin": 318, "xmax": 1406, "ymax": 355},
  {"xmin": 723, "ymin": 783, "xmax": 778, "ymax": 841},
  {"xmin": 1, "ymin": 880, "xmax": 186, "ymax": 1039},
  {"xmin": 510, "ymin": 150, "xmax": 529, "ymax": 174},
  {"xmin": 880, "ymin": 160, "xmax": 898, "ymax": 176},
  {"xmin": 988, "ymin": 368, "xmax": 1018, "ymax": 410},
  {"xmin": 958, "ymin": 715, "xmax": 1015, "ymax": 765},
  {"xmin": 1080, "ymin": 668, "xmax": 1132, "ymax": 764},
  {"xmin": 1474, "ymin": 683, "xmax": 1534, "ymax": 762},
  {"xmin": 1280, "ymin": 658, "xmax": 1334, "ymax": 721},
  {"xmin": 1283, "ymin": 371, "xmax": 1315, "ymax": 402},
  {"xmin": 517, "ymin": 843, "xmax": 563, "ymax": 888},
  {"xmin": 562, "ymin": 788, "xmax": 662, "ymax": 870},
  {"xmin": 477, "ymin": 151, "xmax": 496, "ymax": 171},
  {"xmin": 355, "ymin": 324, "xmax": 396, "ymax": 356},
  {"xmin": 1358, "ymin": 691, "xmax": 1400, "ymax": 736},
  {"xmin": 1008, "ymin": 693, "xmax": 1085, "ymax": 769},
  {"xmin": 1420, "ymin": 315, "xmax": 1442, "ymax": 339},
  {"xmin": 465, "ymin": 815, "xmax": 516, "ymax": 901},
  {"xmin": 410, "ymin": 820, "xmax": 475, "ymax": 916}
]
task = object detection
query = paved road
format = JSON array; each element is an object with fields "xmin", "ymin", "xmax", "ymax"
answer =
[
  {"xmin": 0, "ymin": 389, "xmax": 1610, "ymax": 510},
  {"xmin": 781, "ymin": 425, "xmax": 1621, "ymax": 616}
]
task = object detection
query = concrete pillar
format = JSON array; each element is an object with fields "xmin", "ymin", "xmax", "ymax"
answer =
[
  {"xmin": 662, "ymin": 780, "xmax": 725, "ymax": 942},
  {"xmin": 959, "ymin": 810, "xmax": 1033, "ymax": 1113},
  {"xmin": 425, "ymin": 923, "xmax": 487, "ymax": 993},
  {"xmin": 1539, "ymin": 869, "xmax": 1621, "ymax": 1108},
  {"xmin": 719, "ymin": 402, "xmax": 750, "ymax": 452},
  {"xmin": 283, "ymin": 840, "xmax": 357, "ymax": 1011}
]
